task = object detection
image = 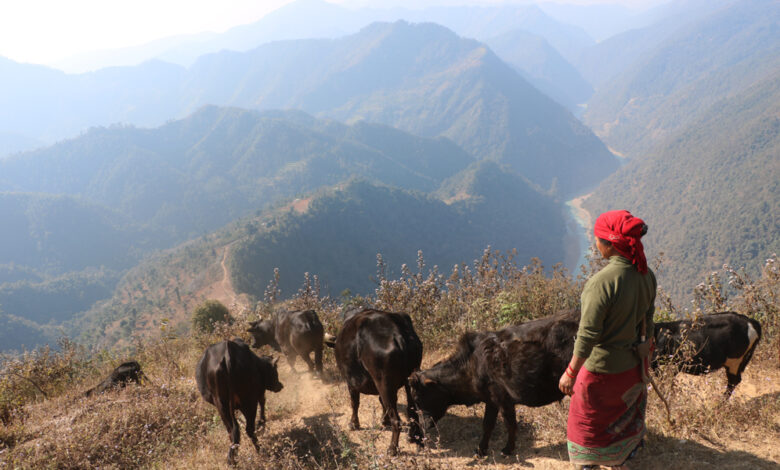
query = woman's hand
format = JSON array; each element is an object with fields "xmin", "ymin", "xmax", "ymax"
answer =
[
  {"xmin": 559, "ymin": 358, "xmax": 584, "ymax": 396},
  {"xmin": 559, "ymin": 371, "xmax": 575, "ymax": 396}
]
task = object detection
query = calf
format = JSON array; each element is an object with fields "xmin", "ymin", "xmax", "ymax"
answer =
[
  {"xmin": 195, "ymin": 338, "xmax": 283, "ymax": 464},
  {"xmin": 85, "ymin": 361, "xmax": 148, "ymax": 397},
  {"xmin": 248, "ymin": 309, "xmax": 324, "ymax": 376},
  {"xmin": 409, "ymin": 309, "xmax": 579, "ymax": 456},
  {"xmin": 653, "ymin": 311, "xmax": 761, "ymax": 396},
  {"xmin": 334, "ymin": 308, "xmax": 423, "ymax": 455}
]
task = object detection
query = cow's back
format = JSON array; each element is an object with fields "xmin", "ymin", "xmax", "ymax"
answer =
[
  {"xmin": 477, "ymin": 309, "xmax": 579, "ymax": 407},
  {"xmin": 276, "ymin": 310, "xmax": 324, "ymax": 349},
  {"xmin": 335, "ymin": 309, "xmax": 422, "ymax": 392}
]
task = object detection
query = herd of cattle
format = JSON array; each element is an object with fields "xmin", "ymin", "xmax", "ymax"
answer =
[{"xmin": 89, "ymin": 308, "xmax": 762, "ymax": 464}]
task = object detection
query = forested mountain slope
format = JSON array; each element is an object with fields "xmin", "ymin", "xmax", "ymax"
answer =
[
  {"xmin": 231, "ymin": 173, "xmax": 565, "ymax": 299},
  {"xmin": 0, "ymin": 106, "xmax": 473, "ymax": 241},
  {"xmin": 1, "ymin": 22, "xmax": 614, "ymax": 197},
  {"xmin": 584, "ymin": 72, "xmax": 780, "ymax": 301},
  {"xmin": 583, "ymin": 0, "xmax": 779, "ymax": 158}
]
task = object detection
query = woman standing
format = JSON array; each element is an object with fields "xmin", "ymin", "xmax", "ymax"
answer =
[{"xmin": 559, "ymin": 210, "xmax": 656, "ymax": 470}]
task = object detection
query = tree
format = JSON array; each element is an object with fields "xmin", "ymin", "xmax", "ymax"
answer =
[{"xmin": 191, "ymin": 299, "xmax": 232, "ymax": 334}]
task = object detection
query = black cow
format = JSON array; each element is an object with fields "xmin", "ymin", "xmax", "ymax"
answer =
[
  {"xmin": 248, "ymin": 309, "xmax": 324, "ymax": 376},
  {"xmin": 195, "ymin": 338, "xmax": 284, "ymax": 464},
  {"xmin": 334, "ymin": 308, "xmax": 424, "ymax": 455},
  {"xmin": 85, "ymin": 361, "xmax": 148, "ymax": 397},
  {"xmin": 654, "ymin": 311, "xmax": 761, "ymax": 396},
  {"xmin": 409, "ymin": 309, "xmax": 579, "ymax": 456}
]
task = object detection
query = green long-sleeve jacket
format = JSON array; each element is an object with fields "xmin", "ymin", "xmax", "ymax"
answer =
[{"xmin": 574, "ymin": 255, "xmax": 657, "ymax": 374}]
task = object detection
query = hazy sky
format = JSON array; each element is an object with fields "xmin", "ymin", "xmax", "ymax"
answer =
[{"xmin": 0, "ymin": 0, "xmax": 666, "ymax": 65}]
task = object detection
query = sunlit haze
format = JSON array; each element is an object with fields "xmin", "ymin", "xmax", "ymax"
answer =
[{"xmin": 1, "ymin": 0, "xmax": 666, "ymax": 66}]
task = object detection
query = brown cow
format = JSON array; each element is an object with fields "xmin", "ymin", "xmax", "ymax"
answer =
[
  {"xmin": 334, "ymin": 308, "xmax": 423, "ymax": 455},
  {"xmin": 409, "ymin": 309, "xmax": 578, "ymax": 456},
  {"xmin": 248, "ymin": 309, "xmax": 324, "ymax": 376},
  {"xmin": 195, "ymin": 338, "xmax": 283, "ymax": 464}
]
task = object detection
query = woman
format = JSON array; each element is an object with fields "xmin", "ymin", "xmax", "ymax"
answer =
[{"xmin": 559, "ymin": 210, "xmax": 657, "ymax": 470}]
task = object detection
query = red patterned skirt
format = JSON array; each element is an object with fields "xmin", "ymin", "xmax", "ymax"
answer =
[{"xmin": 567, "ymin": 365, "xmax": 647, "ymax": 467}]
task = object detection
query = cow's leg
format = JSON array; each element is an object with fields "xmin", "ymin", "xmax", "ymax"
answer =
[
  {"xmin": 242, "ymin": 404, "xmax": 260, "ymax": 453},
  {"xmin": 500, "ymin": 403, "xmax": 517, "ymax": 456},
  {"xmin": 314, "ymin": 345, "xmax": 323, "ymax": 376},
  {"xmin": 378, "ymin": 395, "xmax": 391, "ymax": 428},
  {"xmin": 258, "ymin": 393, "xmax": 266, "ymax": 426},
  {"xmin": 300, "ymin": 350, "xmax": 316, "ymax": 373},
  {"xmin": 212, "ymin": 374, "xmax": 240, "ymax": 465},
  {"xmin": 725, "ymin": 371, "xmax": 741, "ymax": 397},
  {"xmin": 405, "ymin": 383, "xmax": 423, "ymax": 446},
  {"xmin": 349, "ymin": 388, "xmax": 361, "ymax": 430},
  {"xmin": 477, "ymin": 402, "xmax": 499, "ymax": 457},
  {"xmin": 286, "ymin": 353, "xmax": 298, "ymax": 374},
  {"xmin": 377, "ymin": 381, "xmax": 401, "ymax": 455}
]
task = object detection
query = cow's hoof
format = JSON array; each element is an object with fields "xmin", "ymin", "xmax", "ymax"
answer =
[
  {"xmin": 387, "ymin": 445, "xmax": 399, "ymax": 456},
  {"xmin": 349, "ymin": 422, "xmax": 361, "ymax": 431},
  {"xmin": 475, "ymin": 448, "xmax": 488, "ymax": 458},
  {"xmin": 500, "ymin": 447, "xmax": 514, "ymax": 457}
]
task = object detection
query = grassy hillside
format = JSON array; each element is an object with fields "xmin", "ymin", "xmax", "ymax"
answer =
[
  {"xmin": 1, "ymin": 239, "xmax": 778, "ymax": 469},
  {"xmin": 583, "ymin": 0, "xmax": 780, "ymax": 158},
  {"xmin": 584, "ymin": 72, "xmax": 780, "ymax": 302}
]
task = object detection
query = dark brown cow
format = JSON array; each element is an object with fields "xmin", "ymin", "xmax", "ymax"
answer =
[
  {"xmin": 195, "ymin": 338, "xmax": 283, "ymax": 464},
  {"xmin": 654, "ymin": 312, "xmax": 761, "ymax": 396},
  {"xmin": 248, "ymin": 309, "xmax": 324, "ymax": 376},
  {"xmin": 409, "ymin": 309, "xmax": 579, "ymax": 456},
  {"xmin": 334, "ymin": 308, "xmax": 424, "ymax": 455},
  {"xmin": 84, "ymin": 361, "xmax": 148, "ymax": 397}
]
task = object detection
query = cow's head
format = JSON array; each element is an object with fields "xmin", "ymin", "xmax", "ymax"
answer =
[
  {"xmin": 262, "ymin": 356, "xmax": 284, "ymax": 393},
  {"xmin": 408, "ymin": 370, "xmax": 449, "ymax": 431},
  {"xmin": 247, "ymin": 319, "xmax": 281, "ymax": 351}
]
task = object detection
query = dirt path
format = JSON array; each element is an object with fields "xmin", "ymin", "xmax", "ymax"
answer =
[{"xmin": 171, "ymin": 360, "xmax": 780, "ymax": 469}]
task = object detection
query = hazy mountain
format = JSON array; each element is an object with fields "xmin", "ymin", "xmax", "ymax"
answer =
[
  {"xmin": 54, "ymin": 0, "xmax": 593, "ymax": 73},
  {"xmin": 230, "ymin": 174, "xmax": 566, "ymax": 298},
  {"xmin": 583, "ymin": 0, "xmax": 779, "ymax": 159},
  {"xmin": 574, "ymin": 0, "xmax": 737, "ymax": 88},
  {"xmin": 1, "ymin": 22, "xmax": 614, "ymax": 197},
  {"xmin": 583, "ymin": 71, "xmax": 780, "ymax": 302},
  {"xmin": 538, "ymin": 2, "xmax": 652, "ymax": 42},
  {"xmin": 0, "ymin": 132, "xmax": 43, "ymax": 158},
  {"xmin": 485, "ymin": 29, "xmax": 593, "ymax": 112},
  {"xmin": 0, "ymin": 106, "xmax": 473, "ymax": 240}
]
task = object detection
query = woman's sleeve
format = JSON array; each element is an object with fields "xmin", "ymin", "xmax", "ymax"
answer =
[{"xmin": 573, "ymin": 278, "xmax": 610, "ymax": 359}]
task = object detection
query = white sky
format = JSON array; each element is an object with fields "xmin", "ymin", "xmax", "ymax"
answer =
[{"xmin": 0, "ymin": 0, "xmax": 665, "ymax": 66}]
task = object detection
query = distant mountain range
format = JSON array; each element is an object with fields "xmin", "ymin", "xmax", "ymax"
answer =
[
  {"xmin": 0, "ymin": 105, "xmax": 572, "ymax": 350},
  {"xmin": 583, "ymin": 0, "xmax": 778, "ymax": 158},
  {"xmin": 55, "ymin": 0, "xmax": 594, "ymax": 72},
  {"xmin": 1, "ymin": 21, "xmax": 615, "ymax": 197}
]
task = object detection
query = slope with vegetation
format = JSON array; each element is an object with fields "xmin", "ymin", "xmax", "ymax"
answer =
[
  {"xmin": 583, "ymin": 0, "xmax": 780, "ymax": 158},
  {"xmin": 584, "ymin": 71, "xmax": 780, "ymax": 303}
]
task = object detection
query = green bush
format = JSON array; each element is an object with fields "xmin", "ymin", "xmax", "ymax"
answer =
[{"xmin": 191, "ymin": 300, "xmax": 232, "ymax": 334}]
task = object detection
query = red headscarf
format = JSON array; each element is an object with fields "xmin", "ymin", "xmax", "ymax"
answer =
[{"xmin": 593, "ymin": 210, "xmax": 648, "ymax": 274}]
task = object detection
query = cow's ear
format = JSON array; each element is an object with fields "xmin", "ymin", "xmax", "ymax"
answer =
[{"xmin": 423, "ymin": 376, "xmax": 437, "ymax": 386}]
